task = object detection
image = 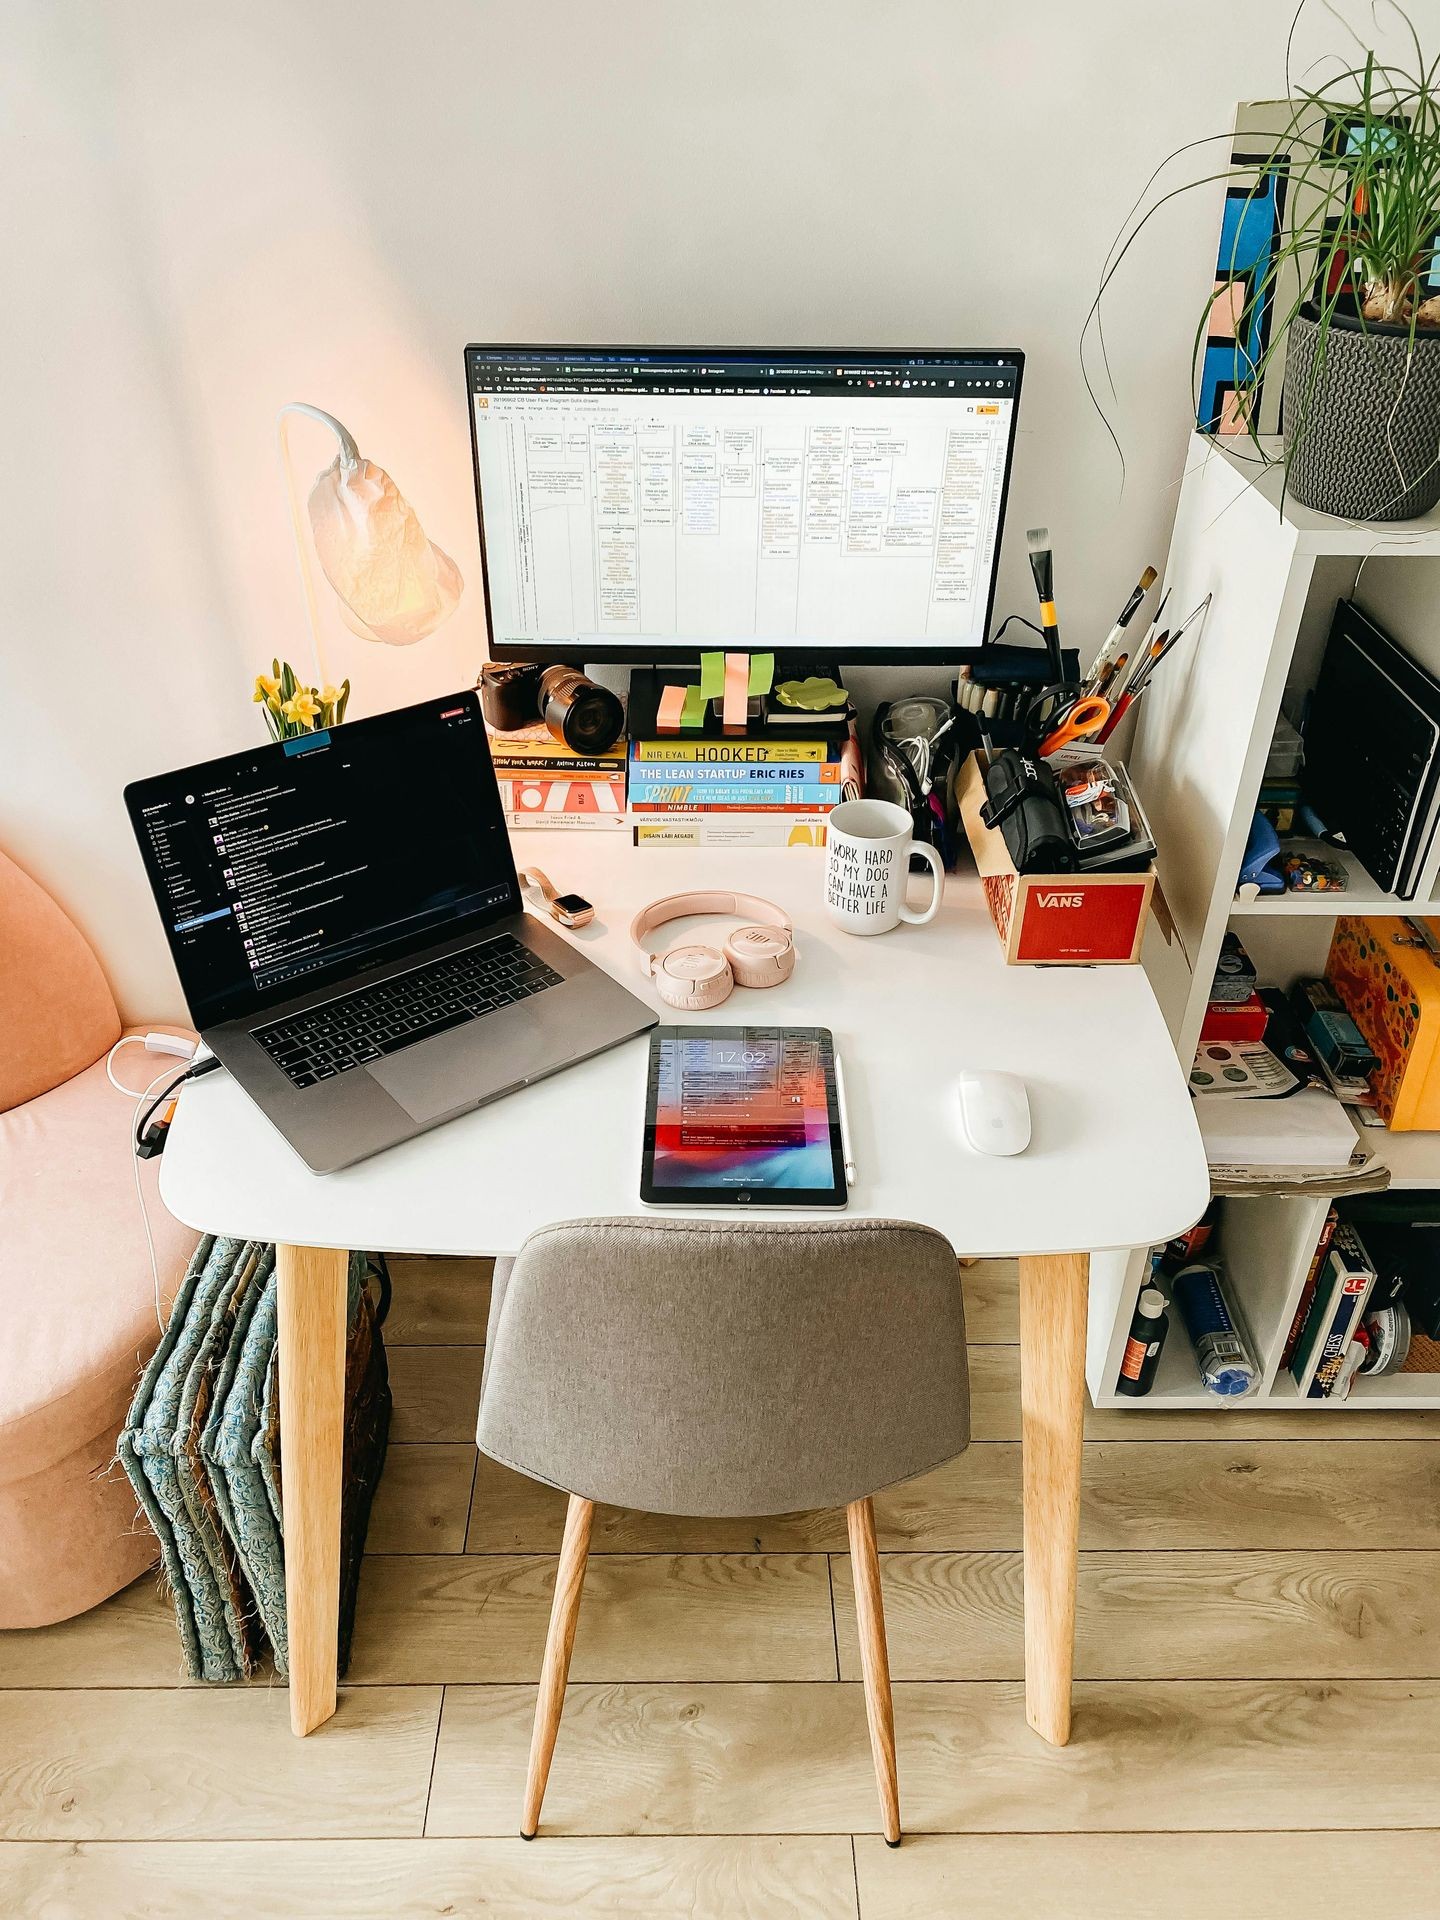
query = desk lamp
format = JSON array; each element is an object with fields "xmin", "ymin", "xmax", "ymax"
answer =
[{"xmin": 278, "ymin": 403, "xmax": 462, "ymax": 677}]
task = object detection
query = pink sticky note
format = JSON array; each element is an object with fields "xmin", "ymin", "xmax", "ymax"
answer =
[
  {"xmin": 723, "ymin": 653, "xmax": 750, "ymax": 734},
  {"xmin": 656, "ymin": 683, "xmax": 687, "ymax": 733}
]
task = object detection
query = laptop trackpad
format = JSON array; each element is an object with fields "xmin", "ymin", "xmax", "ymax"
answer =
[{"xmin": 366, "ymin": 1019, "xmax": 532, "ymax": 1123}]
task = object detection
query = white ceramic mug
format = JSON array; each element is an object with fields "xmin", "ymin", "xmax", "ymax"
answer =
[{"xmin": 824, "ymin": 798, "xmax": 944, "ymax": 935}]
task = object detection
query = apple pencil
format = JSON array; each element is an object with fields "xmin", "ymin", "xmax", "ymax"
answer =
[{"xmin": 833, "ymin": 1055, "xmax": 857, "ymax": 1184}]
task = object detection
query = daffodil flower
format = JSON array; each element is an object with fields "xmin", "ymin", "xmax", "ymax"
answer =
[
  {"xmin": 282, "ymin": 689, "xmax": 322, "ymax": 727},
  {"xmin": 253, "ymin": 673, "xmax": 281, "ymax": 706},
  {"xmin": 320, "ymin": 685, "xmax": 344, "ymax": 710}
]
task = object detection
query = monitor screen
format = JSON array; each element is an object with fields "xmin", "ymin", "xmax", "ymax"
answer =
[
  {"xmin": 466, "ymin": 345, "xmax": 1023, "ymax": 663},
  {"xmin": 124, "ymin": 692, "xmax": 518, "ymax": 1029}
]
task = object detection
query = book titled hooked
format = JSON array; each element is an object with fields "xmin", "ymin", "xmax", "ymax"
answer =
[
  {"xmin": 632, "ymin": 739, "xmax": 829, "ymax": 764},
  {"xmin": 628, "ymin": 760, "xmax": 840, "ymax": 785}
]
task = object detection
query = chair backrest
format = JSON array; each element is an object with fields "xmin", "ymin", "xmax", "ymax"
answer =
[
  {"xmin": 477, "ymin": 1216, "xmax": 969, "ymax": 1517},
  {"xmin": 0, "ymin": 847, "xmax": 120, "ymax": 1111}
]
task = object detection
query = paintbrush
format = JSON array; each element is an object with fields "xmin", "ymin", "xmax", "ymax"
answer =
[
  {"xmin": 1026, "ymin": 528, "xmax": 1065, "ymax": 684},
  {"xmin": 1084, "ymin": 564, "xmax": 1158, "ymax": 694},
  {"xmin": 1092, "ymin": 652, "xmax": 1129, "ymax": 702},
  {"xmin": 1127, "ymin": 593, "xmax": 1212, "ymax": 697}
]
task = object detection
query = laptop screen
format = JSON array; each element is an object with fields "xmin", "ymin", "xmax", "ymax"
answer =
[{"xmin": 125, "ymin": 691, "xmax": 518, "ymax": 1030}]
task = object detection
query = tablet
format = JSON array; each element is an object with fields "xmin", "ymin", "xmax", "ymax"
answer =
[{"xmin": 641, "ymin": 1026, "xmax": 848, "ymax": 1208}]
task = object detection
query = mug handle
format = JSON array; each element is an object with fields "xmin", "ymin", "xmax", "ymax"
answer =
[{"xmin": 899, "ymin": 840, "xmax": 945, "ymax": 925}]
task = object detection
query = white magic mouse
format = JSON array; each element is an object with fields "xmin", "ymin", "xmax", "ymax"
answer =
[{"xmin": 957, "ymin": 1070, "xmax": 1031, "ymax": 1156}]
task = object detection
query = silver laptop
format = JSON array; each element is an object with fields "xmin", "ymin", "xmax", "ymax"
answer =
[{"xmin": 125, "ymin": 690, "xmax": 656, "ymax": 1172}]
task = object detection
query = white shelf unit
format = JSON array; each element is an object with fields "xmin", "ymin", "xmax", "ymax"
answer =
[{"xmin": 1086, "ymin": 433, "xmax": 1440, "ymax": 1412}]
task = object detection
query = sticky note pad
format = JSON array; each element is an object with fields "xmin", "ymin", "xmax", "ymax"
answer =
[
  {"xmin": 656, "ymin": 684, "xmax": 687, "ymax": 733},
  {"xmin": 699, "ymin": 652, "xmax": 725, "ymax": 700},
  {"xmin": 748, "ymin": 652, "xmax": 775, "ymax": 696},
  {"xmin": 723, "ymin": 652, "xmax": 750, "ymax": 733},
  {"xmin": 680, "ymin": 684, "xmax": 707, "ymax": 728}
]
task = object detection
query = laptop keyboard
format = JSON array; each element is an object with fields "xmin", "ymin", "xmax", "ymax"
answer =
[{"xmin": 254, "ymin": 933, "xmax": 564, "ymax": 1089}]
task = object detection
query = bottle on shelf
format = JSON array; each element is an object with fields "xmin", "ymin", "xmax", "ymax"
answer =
[
  {"xmin": 1115, "ymin": 1285, "xmax": 1170, "ymax": 1397},
  {"xmin": 1171, "ymin": 1261, "xmax": 1260, "ymax": 1399}
]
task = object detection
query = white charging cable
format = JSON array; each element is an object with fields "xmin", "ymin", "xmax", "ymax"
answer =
[{"xmin": 107, "ymin": 1034, "xmax": 201, "ymax": 1330}]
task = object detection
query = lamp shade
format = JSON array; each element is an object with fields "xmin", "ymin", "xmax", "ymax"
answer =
[{"xmin": 307, "ymin": 451, "xmax": 463, "ymax": 647}]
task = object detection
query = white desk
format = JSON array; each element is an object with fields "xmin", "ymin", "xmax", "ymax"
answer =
[{"xmin": 162, "ymin": 831, "xmax": 1206, "ymax": 1740}]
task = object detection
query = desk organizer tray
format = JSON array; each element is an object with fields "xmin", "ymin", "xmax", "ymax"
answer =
[{"xmin": 957, "ymin": 751, "xmax": 1155, "ymax": 965}]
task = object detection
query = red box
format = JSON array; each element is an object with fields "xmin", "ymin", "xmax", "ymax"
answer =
[
  {"xmin": 1200, "ymin": 993, "xmax": 1269, "ymax": 1042},
  {"xmin": 957, "ymin": 753, "xmax": 1154, "ymax": 965}
]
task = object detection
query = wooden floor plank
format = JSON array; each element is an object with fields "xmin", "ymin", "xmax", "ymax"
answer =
[
  {"xmin": 831, "ymin": 1549, "xmax": 1440, "ymax": 1680},
  {"xmin": 425, "ymin": 1678, "xmax": 1440, "ymax": 1836},
  {"xmin": 853, "ymin": 1831, "xmax": 1440, "ymax": 1919},
  {"xmin": 383, "ymin": 1255, "xmax": 491, "ymax": 1346},
  {"xmin": 0, "ymin": 1688, "xmax": 441, "ymax": 1841},
  {"xmin": 957, "ymin": 1258, "xmax": 1018, "ymax": 1345},
  {"xmin": 468, "ymin": 1441, "xmax": 1440, "ymax": 1553},
  {"xmin": 3, "ymin": 1835, "xmax": 858, "ymax": 1919},
  {"xmin": 466, "ymin": 1449, "xmax": 1018, "ymax": 1553},
  {"xmin": 348, "ymin": 1554, "xmax": 837, "ymax": 1684},
  {"xmin": 0, "ymin": 1577, "xmax": 194, "ymax": 1689},
  {"xmin": 387, "ymin": 1346, "xmax": 487, "ymax": 1443},
  {"xmin": 368, "ymin": 1444, "xmax": 476, "ymax": 1554}
]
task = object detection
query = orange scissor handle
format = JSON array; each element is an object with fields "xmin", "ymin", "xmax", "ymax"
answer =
[{"xmin": 1039, "ymin": 694, "xmax": 1110, "ymax": 756}]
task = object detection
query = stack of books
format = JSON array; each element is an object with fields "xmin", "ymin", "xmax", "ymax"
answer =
[
  {"xmin": 626, "ymin": 668, "xmax": 855, "ymax": 850},
  {"xmin": 485, "ymin": 718, "xmax": 627, "ymax": 832}
]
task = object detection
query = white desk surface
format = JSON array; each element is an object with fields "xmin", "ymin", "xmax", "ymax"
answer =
[{"xmin": 161, "ymin": 832, "xmax": 1207, "ymax": 1260}]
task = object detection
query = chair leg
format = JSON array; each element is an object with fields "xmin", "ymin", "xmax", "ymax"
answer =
[
  {"xmin": 521, "ymin": 1493, "xmax": 594, "ymax": 1839},
  {"xmin": 846, "ymin": 1495, "xmax": 901, "ymax": 1846}
]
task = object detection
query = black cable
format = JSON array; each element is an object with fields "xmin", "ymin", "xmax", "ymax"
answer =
[
  {"xmin": 133, "ymin": 1057, "xmax": 222, "ymax": 1151},
  {"xmin": 986, "ymin": 614, "xmax": 1046, "ymax": 647}
]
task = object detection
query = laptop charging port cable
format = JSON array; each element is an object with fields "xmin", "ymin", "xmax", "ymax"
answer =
[{"xmin": 107, "ymin": 1034, "xmax": 224, "ymax": 1328}]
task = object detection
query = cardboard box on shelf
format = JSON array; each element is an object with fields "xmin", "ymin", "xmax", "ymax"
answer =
[{"xmin": 956, "ymin": 752, "xmax": 1155, "ymax": 965}]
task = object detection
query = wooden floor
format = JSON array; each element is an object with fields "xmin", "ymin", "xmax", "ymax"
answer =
[{"xmin": 6, "ymin": 1254, "xmax": 1440, "ymax": 1917}]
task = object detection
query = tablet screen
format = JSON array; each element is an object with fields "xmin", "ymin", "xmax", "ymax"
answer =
[{"xmin": 641, "ymin": 1026, "xmax": 847, "ymax": 1207}]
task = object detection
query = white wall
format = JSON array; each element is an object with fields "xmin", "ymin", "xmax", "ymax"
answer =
[{"xmin": 5, "ymin": 0, "xmax": 1435, "ymax": 1019}]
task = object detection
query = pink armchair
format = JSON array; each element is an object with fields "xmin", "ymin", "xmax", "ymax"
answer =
[{"xmin": 0, "ymin": 847, "xmax": 200, "ymax": 1626}]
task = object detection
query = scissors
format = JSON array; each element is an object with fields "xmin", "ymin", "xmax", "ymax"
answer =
[{"xmin": 1027, "ymin": 686, "xmax": 1111, "ymax": 757}]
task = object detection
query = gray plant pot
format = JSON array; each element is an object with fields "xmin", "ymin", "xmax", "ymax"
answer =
[{"xmin": 1283, "ymin": 304, "xmax": 1440, "ymax": 521}]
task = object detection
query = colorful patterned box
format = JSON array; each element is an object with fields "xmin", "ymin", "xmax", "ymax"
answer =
[{"xmin": 1326, "ymin": 917, "xmax": 1440, "ymax": 1131}]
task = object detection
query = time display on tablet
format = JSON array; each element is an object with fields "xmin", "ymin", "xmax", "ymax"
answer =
[{"xmin": 641, "ymin": 1027, "xmax": 846, "ymax": 1207}]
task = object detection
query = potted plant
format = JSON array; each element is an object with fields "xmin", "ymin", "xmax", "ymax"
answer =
[
  {"xmin": 253, "ymin": 660, "xmax": 350, "ymax": 741},
  {"xmin": 1090, "ymin": 22, "xmax": 1440, "ymax": 522}
]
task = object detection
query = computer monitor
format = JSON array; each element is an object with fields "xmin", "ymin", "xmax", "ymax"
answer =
[{"xmin": 465, "ymin": 345, "xmax": 1023, "ymax": 665}]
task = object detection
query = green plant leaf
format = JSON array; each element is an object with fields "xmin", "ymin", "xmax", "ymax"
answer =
[{"xmin": 1087, "ymin": 7, "xmax": 1440, "ymax": 485}]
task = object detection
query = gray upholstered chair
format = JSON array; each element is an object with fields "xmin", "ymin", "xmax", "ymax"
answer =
[{"xmin": 476, "ymin": 1216, "xmax": 970, "ymax": 1845}]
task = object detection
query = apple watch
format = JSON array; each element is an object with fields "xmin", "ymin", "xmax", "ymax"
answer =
[{"xmin": 518, "ymin": 866, "xmax": 595, "ymax": 930}]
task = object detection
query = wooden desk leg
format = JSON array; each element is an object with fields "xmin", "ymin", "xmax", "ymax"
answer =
[
  {"xmin": 276, "ymin": 1242, "xmax": 348, "ymax": 1737},
  {"xmin": 1018, "ymin": 1250, "xmax": 1089, "ymax": 1748}
]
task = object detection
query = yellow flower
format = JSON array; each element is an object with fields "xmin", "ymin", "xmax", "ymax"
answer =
[
  {"xmin": 319, "ymin": 685, "xmax": 344, "ymax": 710},
  {"xmin": 253, "ymin": 673, "xmax": 281, "ymax": 707},
  {"xmin": 282, "ymin": 689, "xmax": 322, "ymax": 727}
]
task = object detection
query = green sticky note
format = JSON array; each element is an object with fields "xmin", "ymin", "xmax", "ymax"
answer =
[
  {"xmin": 680, "ymin": 684, "xmax": 707, "ymax": 727},
  {"xmin": 699, "ymin": 651, "xmax": 725, "ymax": 699},
  {"xmin": 748, "ymin": 652, "xmax": 775, "ymax": 696}
]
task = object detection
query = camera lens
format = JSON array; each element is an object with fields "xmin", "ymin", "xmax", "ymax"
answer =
[{"xmin": 537, "ymin": 667, "xmax": 625, "ymax": 756}]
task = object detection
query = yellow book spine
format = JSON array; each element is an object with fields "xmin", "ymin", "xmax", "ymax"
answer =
[{"xmin": 633, "ymin": 740, "xmax": 827, "ymax": 764}]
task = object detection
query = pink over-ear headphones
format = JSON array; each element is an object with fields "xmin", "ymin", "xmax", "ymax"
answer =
[{"xmin": 629, "ymin": 891, "xmax": 796, "ymax": 1011}]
